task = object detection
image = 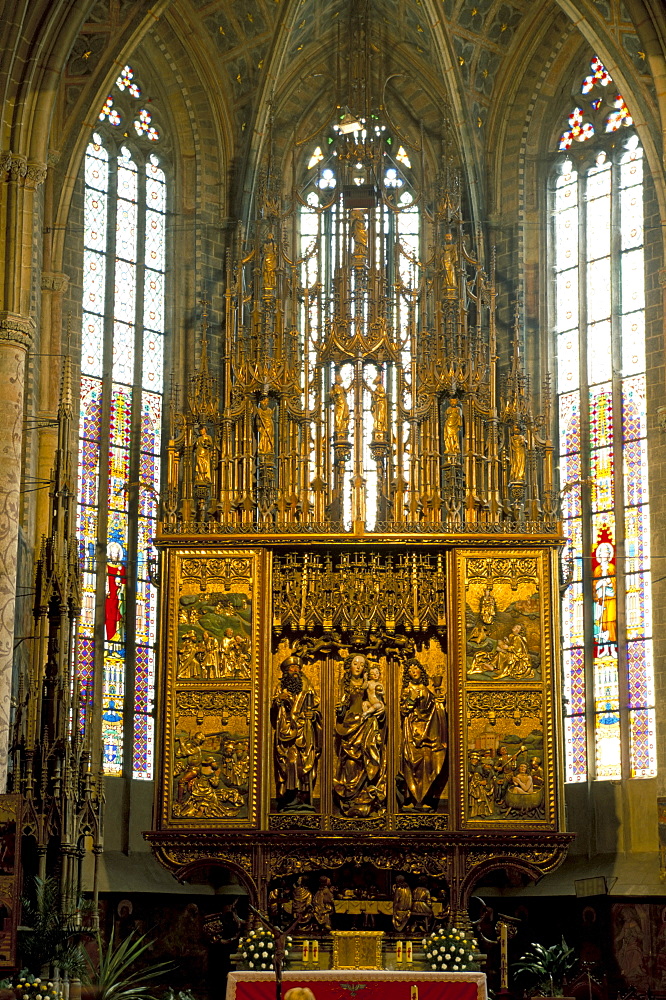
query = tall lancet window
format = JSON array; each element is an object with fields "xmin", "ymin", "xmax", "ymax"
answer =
[
  {"xmin": 552, "ymin": 56, "xmax": 655, "ymax": 781},
  {"xmin": 299, "ymin": 122, "xmax": 419, "ymax": 530},
  {"xmin": 76, "ymin": 65, "xmax": 166, "ymax": 779}
]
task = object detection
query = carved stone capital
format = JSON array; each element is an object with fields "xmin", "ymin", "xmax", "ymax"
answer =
[
  {"xmin": 0, "ymin": 151, "xmax": 47, "ymax": 186},
  {"xmin": 41, "ymin": 272, "xmax": 70, "ymax": 293},
  {"xmin": 0, "ymin": 312, "xmax": 35, "ymax": 350},
  {"xmin": 26, "ymin": 161, "xmax": 47, "ymax": 186}
]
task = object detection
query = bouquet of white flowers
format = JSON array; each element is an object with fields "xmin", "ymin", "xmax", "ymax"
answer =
[
  {"xmin": 238, "ymin": 930, "xmax": 292, "ymax": 971},
  {"xmin": 14, "ymin": 976, "xmax": 63, "ymax": 1000},
  {"xmin": 421, "ymin": 928, "xmax": 477, "ymax": 972}
]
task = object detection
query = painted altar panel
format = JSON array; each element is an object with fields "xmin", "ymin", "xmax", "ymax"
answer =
[
  {"xmin": 451, "ymin": 549, "xmax": 561, "ymax": 830},
  {"xmin": 158, "ymin": 549, "xmax": 265, "ymax": 828}
]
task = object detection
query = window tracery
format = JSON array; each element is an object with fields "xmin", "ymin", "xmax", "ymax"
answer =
[
  {"xmin": 75, "ymin": 64, "xmax": 166, "ymax": 779},
  {"xmin": 552, "ymin": 57, "xmax": 654, "ymax": 782}
]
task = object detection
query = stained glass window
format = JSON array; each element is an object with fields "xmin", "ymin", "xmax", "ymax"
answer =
[
  {"xmin": 552, "ymin": 57, "xmax": 655, "ymax": 782},
  {"xmin": 75, "ymin": 66, "xmax": 166, "ymax": 780}
]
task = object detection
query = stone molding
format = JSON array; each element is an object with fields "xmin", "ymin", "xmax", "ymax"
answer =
[
  {"xmin": 41, "ymin": 272, "xmax": 70, "ymax": 293},
  {"xmin": 0, "ymin": 152, "xmax": 47, "ymax": 186},
  {"xmin": 0, "ymin": 312, "xmax": 36, "ymax": 350}
]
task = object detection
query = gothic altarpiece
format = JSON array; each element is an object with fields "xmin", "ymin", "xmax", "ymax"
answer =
[{"xmin": 146, "ymin": 98, "xmax": 573, "ymax": 964}]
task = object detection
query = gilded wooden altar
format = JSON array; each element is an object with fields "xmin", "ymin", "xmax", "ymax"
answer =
[{"xmin": 146, "ymin": 101, "xmax": 574, "ymax": 919}]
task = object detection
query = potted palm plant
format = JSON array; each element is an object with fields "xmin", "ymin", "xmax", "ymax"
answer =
[
  {"xmin": 83, "ymin": 928, "xmax": 174, "ymax": 1000},
  {"xmin": 18, "ymin": 876, "xmax": 89, "ymax": 980},
  {"xmin": 512, "ymin": 938, "xmax": 576, "ymax": 998}
]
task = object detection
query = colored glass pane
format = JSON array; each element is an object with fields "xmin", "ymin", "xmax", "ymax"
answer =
[
  {"xmin": 582, "ymin": 56, "xmax": 612, "ymax": 93},
  {"xmin": 144, "ymin": 271, "xmax": 165, "ymax": 332},
  {"xmin": 99, "ymin": 97, "xmax": 121, "ymax": 126},
  {"xmin": 134, "ymin": 108, "xmax": 159, "ymax": 141},
  {"xmin": 555, "ymin": 269, "xmax": 578, "ymax": 334},
  {"xmin": 83, "ymin": 249, "xmax": 106, "ymax": 318},
  {"xmin": 587, "ymin": 262, "xmax": 611, "ymax": 323},
  {"xmin": 116, "ymin": 65, "xmax": 141, "ymax": 98},
  {"xmin": 112, "ymin": 319, "xmax": 135, "ymax": 384},
  {"xmin": 145, "ymin": 212, "xmax": 166, "ymax": 270},
  {"xmin": 606, "ymin": 96, "xmax": 633, "ymax": 133},
  {"xmin": 77, "ymin": 69, "xmax": 164, "ymax": 780},
  {"xmin": 114, "ymin": 258, "xmax": 137, "ymax": 326},
  {"xmin": 554, "ymin": 207, "xmax": 577, "ymax": 270},
  {"xmin": 84, "ymin": 188, "xmax": 107, "ymax": 252},
  {"xmin": 621, "ymin": 312, "xmax": 645, "ymax": 375},
  {"xmin": 625, "ymin": 503, "xmax": 650, "ymax": 570},
  {"xmin": 629, "ymin": 707, "xmax": 656, "ymax": 778},
  {"xmin": 558, "ymin": 391, "xmax": 581, "ymax": 456},
  {"xmin": 622, "ymin": 247, "xmax": 645, "ymax": 312}
]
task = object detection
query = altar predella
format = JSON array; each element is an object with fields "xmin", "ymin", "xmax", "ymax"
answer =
[{"xmin": 145, "ymin": 41, "xmax": 573, "ymax": 964}]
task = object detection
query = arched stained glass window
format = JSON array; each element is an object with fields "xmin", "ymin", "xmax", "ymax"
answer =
[
  {"xmin": 552, "ymin": 56, "xmax": 655, "ymax": 782},
  {"xmin": 76, "ymin": 65, "xmax": 166, "ymax": 779}
]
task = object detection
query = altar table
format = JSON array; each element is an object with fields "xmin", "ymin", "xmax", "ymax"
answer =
[{"xmin": 226, "ymin": 970, "xmax": 487, "ymax": 1000}]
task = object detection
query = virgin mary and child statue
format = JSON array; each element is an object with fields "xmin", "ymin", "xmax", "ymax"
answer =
[{"xmin": 333, "ymin": 653, "xmax": 448, "ymax": 817}]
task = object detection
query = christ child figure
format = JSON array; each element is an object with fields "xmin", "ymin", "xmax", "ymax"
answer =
[{"xmin": 362, "ymin": 664, "xmax": 385, "ymax": 718}]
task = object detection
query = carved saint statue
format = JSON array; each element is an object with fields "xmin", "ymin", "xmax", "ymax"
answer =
[
  {"xmin": 313, "ymin": 876, "xmax": 335, "ymax": 931},
  {"xmin": 292, "ymin": 876, "xmax": 314, "ymax": 929},
  {"xmin": 350, "ymin": 210, "xmax": 368, "ymax": 266},
  {"xmin": 194, "ymin": 425, "xmax": 213, "ymax": 482},
  {"xmin": 443, "ymin": 400, "xmax": 462, "ymax": 455},
  {"xmin": 392, "ymin": 875, "xmax": 412, "ymax": 932},
  {"xmin": 509, "ymin": 426, "xmax": 527, "ymax": 482},
  {"xmin": 369, "ymin": 374, "xmax": 388, "ymax": 439},
  {"xmin": 399, "ymin": 659, "xmax": 447, "ymax": 810},
  {"xmin": 333, "ymin": 653, "xmax": 387, "ymax": 817},
  {"xmin": 410, "ymin": 878, "xmax": 434, "ymax": 933},
  {"xmin": 480, "ymin": 583, "xmax": 496, "ymax": 625},
  {"xmin": 262, "ymin": 234, "xmax": 278, "ymax": 294},
  {"xmin": 256, "ymin": 395, "xmax": 275, "ymax": 456},
  {"xmin": 442, "ymin": 231, "xmax": 457, "ymax": 297},
  {"xmin": 270, "ymin": 655, "xmax": 322, "ymax": 812},
  {"xmin": 330, "ymin": 371, "xmax": 350, "ymax": 438}
]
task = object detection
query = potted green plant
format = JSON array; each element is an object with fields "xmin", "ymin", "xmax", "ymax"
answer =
[
  {"xmin": 512, "ymin": 938, "xmax": 576, "ymax": 997},
  {"xmin": 84, "ymin": 929, "xmax": 174, "ymax": 1000},
  {"xmin": 18, "ymin": 877, "xmax": 89, "ymax": 979}
]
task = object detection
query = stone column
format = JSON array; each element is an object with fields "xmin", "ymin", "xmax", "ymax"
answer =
[
  {"xmin": 0, "ymin": 152, "xmax": 45, "ymax": 789},
  {"xmin": 0, "ymin": 314, "xmax": 33, "ymax": 789}
]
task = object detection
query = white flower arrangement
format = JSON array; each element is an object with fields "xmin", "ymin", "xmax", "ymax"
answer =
[
  {"xmin": 239, "ymin": 931, "xmax": 292, "ymax": 971},
  {"xmin": 13, "ymin": 978, "xmax": 63, "ymax": 1000},
  {"xmin": 421, "ymin": 928, "xmax": 477, "ymax": 972}
]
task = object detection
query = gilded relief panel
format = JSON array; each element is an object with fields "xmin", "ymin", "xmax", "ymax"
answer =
[
  {"xmin": 160, "ymin": 550, "xmax": 262, "ymax": 828},
  {"xmin": 453, "ymin": 549, "xmax": 559, "ymax": 830}
]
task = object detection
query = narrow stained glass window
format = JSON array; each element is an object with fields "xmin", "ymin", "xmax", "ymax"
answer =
[
  {"xmin": 75, "ymin": 66, "xmax": 166, "ymax": 780},
  {"xmin": 552, "ymin": 57, "xmax": 655, "ymax": 782}
]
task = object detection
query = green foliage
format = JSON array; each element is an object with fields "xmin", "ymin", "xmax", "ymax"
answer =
[
  {"xmin": 162, "ymin": 991, "xmax": 196, "ymax": 1000},
  {"xmin": 85, "ymin": 929, "xmax": 174, "ymax": 1000},
  {"xmin": 512, "ymin": 938, "xmax": 576, "ymax": 996},
  {"xmin": 18, "ymin": 877, "xmax": 88, "ymax": 977}
]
